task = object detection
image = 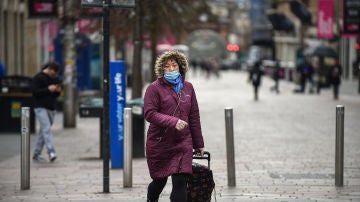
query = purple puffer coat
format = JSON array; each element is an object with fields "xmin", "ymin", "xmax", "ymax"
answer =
[{"xmin": 144, "ymin": 77, "xmax": 204, "ymax": 180}]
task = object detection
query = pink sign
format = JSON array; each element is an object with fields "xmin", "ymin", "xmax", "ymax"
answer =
[
  {"xmin": 34, "ymin": 3, "xmax": 54, "ymax": 13},
  {"xmin": 317, "ymin": 0, "xmax": 334, "ymax": 39}
]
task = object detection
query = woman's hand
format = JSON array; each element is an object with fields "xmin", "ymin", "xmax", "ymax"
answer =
[
  {"xmin": 175, "ymin": 119, "xmax": 188, "ymax": 131},
  {"xmin": 194, "ymin": 148, "xmax": 204, "ymax": 157}
]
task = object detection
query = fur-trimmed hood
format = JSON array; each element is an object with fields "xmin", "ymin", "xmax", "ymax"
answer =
[{"xmin": 155, "ymin": 50, "xmax": 189, "ymax": 78}]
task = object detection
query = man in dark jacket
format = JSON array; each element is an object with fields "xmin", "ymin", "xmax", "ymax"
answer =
[{"xmin": 32, "ymin": 61, "xmax": 62, "ymax": 162}]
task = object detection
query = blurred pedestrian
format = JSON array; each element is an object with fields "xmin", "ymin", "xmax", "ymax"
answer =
[
  {"xmin": 208, "ymin": 58, "xmax": 221, "ymax": 78},
  {"xmin": 190, "ymin": 59, "xmax": 199, "ymax": 77},
  {"xmin": 294, "ymin": 57, "xmax": 314, "ymax": 93},
  {"xmin": 0, "ymin": 59, "xmax": 6, "ymax": 78},
  {"xmin": 270, "ymin": 60, "xmax": 281, "ymax": 94},
  {"xmin": 31, "ymin": 61, "xmax": 62, "ymax": 163},
  {"xmin": 144, "ymin": 50, "xmax": 205, "ymax": 202},
  {"xmin": 248, "ymin": 60, "xmax": 264, "ymax": 100},
  {"xmin": 352, "ymin": 58, "xmax": 360, "ymax": 77},
  {"xmin": 202, "ymin": 59, "xmax": 213, "ymax": 79},
  {"xmin": 330, "ymin": 60, "xmax": 342, "ymax": 100}
]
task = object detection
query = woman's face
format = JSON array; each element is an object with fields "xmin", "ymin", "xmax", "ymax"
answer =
[{"xmin": 164, "ymin": 59, "xmax": 179, "ymax": 73}]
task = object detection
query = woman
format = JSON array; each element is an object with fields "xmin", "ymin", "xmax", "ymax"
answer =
[{"xmin": 144, "ymin": 50, "xmax": 205, "ymax": 202}]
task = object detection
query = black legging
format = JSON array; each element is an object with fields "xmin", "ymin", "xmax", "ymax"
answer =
[
  {"xmin": 254, "ymin": 85, "xmax": 259, "ymax": 100},
  {"xmin": 147, "ymin": 174, "xmax": 188, "ymax": 202}
]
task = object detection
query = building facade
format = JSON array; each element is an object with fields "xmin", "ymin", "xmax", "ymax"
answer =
[{"xmin": 0, "ymin": 0, "xmax": 41, "ymax": 77}]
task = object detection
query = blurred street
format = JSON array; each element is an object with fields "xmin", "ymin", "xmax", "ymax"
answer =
[{"xmin": 0, "ymin": 70, "xmax": 360, "ymax": 202}]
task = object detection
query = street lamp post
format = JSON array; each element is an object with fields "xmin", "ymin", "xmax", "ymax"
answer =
[
  {"xmin": 102, "ymin": 1, "xmax": 110, "ymax": 193},
  {"xmin": 81, "ymin": 0, "xmax": 135, "ymax": 193}
]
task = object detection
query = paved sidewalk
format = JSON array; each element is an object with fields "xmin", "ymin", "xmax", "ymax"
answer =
[{"xmin": 0, "ymin": 70, "xmax": 359, "ymax": 202}]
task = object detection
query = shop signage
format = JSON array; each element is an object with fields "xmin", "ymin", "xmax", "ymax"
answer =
[
  {"xmin": 343, "ymin": 0, "xmax": 360, "ymax": 37},
  {"xmin": 318, "ymin": 0, "xmax": 334, "ymax": 39},
  {"xmin": 28, "ymin": 0, "xmax": 58, "ymax": 18}
]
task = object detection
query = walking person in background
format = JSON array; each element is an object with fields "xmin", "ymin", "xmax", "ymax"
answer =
[
  {"xmin": 296, "ymin": 57, "xmax": 314, "ymax": 93},
  {"xmin": 248, "ymin": 60, "xmax": 264, "ymax": 100},
  {"xmin": 270, "ymin": 59, "xmax": 281, "ymax": 94},
  {"xmin": 190, "ymin": 59, "xmax": 199, "ymax": 77},
  {"xmin": 330, "ymin": 60, "xmax": 342, "ymax": 100},
  {"xmin": 32, "ymin": 61, "xmax": 62, "ymax": 163},
  {"xmin": 0, "ymin": 59, "xmax": 6, "ymax": 78},
  {"xmin": 144, "ymin": 50, "xmax": 205, "ymax": 202},
  {"xmin": 201, "ymin": 59, "xmax": 213, "ymax": 79},
  {"xmin": 209, "ymin": 57, "xmax": 221, "ymax": 78}
]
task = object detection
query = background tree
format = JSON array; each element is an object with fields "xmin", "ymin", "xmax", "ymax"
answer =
[
  {"xmin": 142, "ymin": 0, "xmax": 216, "ymax": 81},
  {"xmin": 92, "ymin": 0, "xmax": 217, "ymax": 97},
  {"xmin": 131, "ymin": 0, "xmax": 143, "ymax": 99}
]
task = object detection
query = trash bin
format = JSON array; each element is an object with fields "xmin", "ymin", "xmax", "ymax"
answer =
[
  {"xmin": 79, "ymin": 97, "xmax": 103, "ymax": 158},
  {"xmin": 127, "ymin": 98, "xmax": 145, "ymax": 158},
  {"xmin": 0, "ymin": 76, "xmax": 35, "ymax": 133}
]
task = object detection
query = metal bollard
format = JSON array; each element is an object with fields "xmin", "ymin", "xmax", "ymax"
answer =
[
  {"xmin": 225, "ymin": 107, "xmax": 236, "ymax": 187},
  {"xmin": 123, "ymin": 108, "xmax": 133, "ymax": 187},
  {"xmin": 335, "ymin": 105, "xmax": 344, "ymax": 187},
  {"xmin": 21, "ymin": 107, "xmax": 30, "ymax": 190}
]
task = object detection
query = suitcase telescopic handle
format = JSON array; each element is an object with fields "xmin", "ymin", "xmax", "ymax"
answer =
[{"xmin": 193, "ymin": 151, "xmax": 211, "ymax": 168}]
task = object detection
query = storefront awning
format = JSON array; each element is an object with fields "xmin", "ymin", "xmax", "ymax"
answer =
[
  {"xmin": 268, "ymin": 13, "xmax": 295, "ymax": 32},
  {"xmin": 251, "ymin": 28, "xmax": 274, "ymax": 47},
  {"xmin": 290, "ymin": 0, "xmax": 312, "ymax": 24}
]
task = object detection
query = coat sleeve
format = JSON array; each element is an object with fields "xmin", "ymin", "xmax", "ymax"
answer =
[
  {"xmin": 32, "ymin": 75, "xmax": 61, "ymax": 98},
  {"xmin": 53, "ymin": 78, "xmax": 62, "ymax": 98},
  {"xmin": 144, "ymin": 83, "xmax": 179, "ymax": 128},
  {"xmin": 188, "ymin": 84, "xmax": 204, "ymax": 149}
]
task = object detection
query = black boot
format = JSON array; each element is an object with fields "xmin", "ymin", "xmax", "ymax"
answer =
[{"xmin": 147, "ymin": 199, "xmax": 159, "ymax": 202}]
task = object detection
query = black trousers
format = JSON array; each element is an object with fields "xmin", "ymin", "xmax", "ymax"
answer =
[
  {"xmin": 253, "ymin": 85, "xmax": 259, "ymax": 100},
  {"xmin": 147, "ymin": 173, "xmax": 188, "ymax": 202},
  {"xmin": 333, "ymin": 84, "xmax": 339, "ymax": 99}
]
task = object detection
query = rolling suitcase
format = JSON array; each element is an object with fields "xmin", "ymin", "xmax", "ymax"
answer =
[{"xmin": 187, "ymin": 151, "xmax": 215, "ymax": 202}]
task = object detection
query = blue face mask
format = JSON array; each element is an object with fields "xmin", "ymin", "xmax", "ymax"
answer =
[{"xmin": 164, "ymin": 70, "xmax": 180, "ymax": 80}]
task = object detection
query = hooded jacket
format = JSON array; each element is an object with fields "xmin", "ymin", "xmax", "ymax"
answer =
[{"xmin": 144, "ymin": 50, "xmax": 204, "ymax": 179}]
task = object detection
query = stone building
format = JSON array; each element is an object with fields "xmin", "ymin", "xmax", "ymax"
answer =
[{"xmin": 0, "ymin": 0, "xmax": 44, "ymax": 76}]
